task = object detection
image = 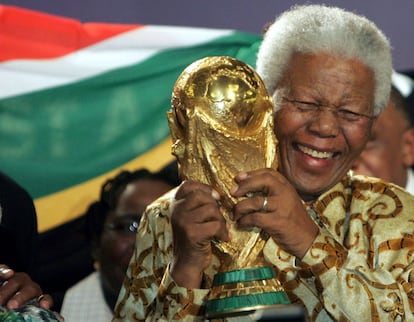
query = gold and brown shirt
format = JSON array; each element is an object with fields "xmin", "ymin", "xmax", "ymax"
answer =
[{"xmin": 114, "ymin": 173, "xmax": 414, "ymax": 321}]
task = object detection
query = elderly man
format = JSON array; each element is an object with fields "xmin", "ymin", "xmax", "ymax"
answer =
[{"xmin": 114, "ymin": 5, "xmax": 414, "ymax": 321}]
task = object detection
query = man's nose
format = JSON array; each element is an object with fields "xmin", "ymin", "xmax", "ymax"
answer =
[{"xmin": 308, "ymin": 108, "xmax": 341, "ymax": 137}]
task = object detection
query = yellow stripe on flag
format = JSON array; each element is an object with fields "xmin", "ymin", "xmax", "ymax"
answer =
[{"xmin": 35, "ymin": 138, "xmax": 174, "ymax": 232}]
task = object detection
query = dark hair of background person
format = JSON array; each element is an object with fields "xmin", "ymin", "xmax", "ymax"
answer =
[{"xmin": 85, "ymin": 164, "xmax": 180, "ymax": 245}]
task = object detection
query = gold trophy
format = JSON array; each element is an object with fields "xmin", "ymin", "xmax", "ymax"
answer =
[{"xmin": 167, "ymin": 56, "xmax": 290, "ymax": 319}]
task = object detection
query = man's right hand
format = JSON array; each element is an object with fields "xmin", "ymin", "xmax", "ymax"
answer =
[{"xmin": 170, "ymin": 181, "xmax": 230, "ymax": 289}]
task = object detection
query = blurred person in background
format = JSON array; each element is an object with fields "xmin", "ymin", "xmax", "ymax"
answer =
[
  {"xmin": 353, "ymin": 72, "xmax": 414, "ymax": 193},
  {"xmin": 0, "ymin": 172, "xmax": 38, "ymax": 274},
  {"xmin": 60, "ymin": 165, "xmax": 179, "ymax": 322},
  {"xmin": 0, "ymin": 172, "xmax": 59, "ymax": 320}
]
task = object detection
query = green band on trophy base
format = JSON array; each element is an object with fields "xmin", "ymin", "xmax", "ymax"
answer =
[
  {"xmin": 212, "ymin": 267, "xmax": 276, "ymax": 285},
  {"xmin": 205, "ymin": 266, "xmax": 291, "ymax": 319},
  {"xmin": 205, "ymin": 291, "xmax": 290, "ymax": 318}
]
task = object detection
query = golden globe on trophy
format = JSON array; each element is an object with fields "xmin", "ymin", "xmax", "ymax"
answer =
[{"xmin": 167, "ymin": 56, "xmax": 291, "ymax": 319}]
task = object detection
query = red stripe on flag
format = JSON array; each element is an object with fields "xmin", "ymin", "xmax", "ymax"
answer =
[{"xmin": 0, "ymin": 5, "xmax": 142, "ymax": 62}]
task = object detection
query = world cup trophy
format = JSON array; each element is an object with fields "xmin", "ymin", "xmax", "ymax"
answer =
[{"xmin": 167, "ymin": 56, "xmax": 290, "ymax": 319}]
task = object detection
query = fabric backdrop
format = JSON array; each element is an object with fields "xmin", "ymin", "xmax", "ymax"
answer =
[{"xmin": 0, "ymin": 5, "xmax": 261, "ymax": 232}]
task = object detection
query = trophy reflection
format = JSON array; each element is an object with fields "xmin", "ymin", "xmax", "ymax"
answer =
[{"xmin": 167, "ymin": 56, "xmax": 290, "ymax": 319}]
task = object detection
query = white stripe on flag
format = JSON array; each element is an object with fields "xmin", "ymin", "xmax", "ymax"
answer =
[{"xmin": 0, "ymin": 25, "xmax": 233, "ymax": 99}]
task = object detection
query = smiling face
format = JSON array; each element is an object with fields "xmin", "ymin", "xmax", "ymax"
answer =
[{"xmin": 273, "ymin": 52, "xmax": 376, "ymax": 201}]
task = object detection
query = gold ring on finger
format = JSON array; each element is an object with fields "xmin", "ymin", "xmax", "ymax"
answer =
[{"xmin": 261, "ymin": 196, "xmax": 269, "ymax": 212}]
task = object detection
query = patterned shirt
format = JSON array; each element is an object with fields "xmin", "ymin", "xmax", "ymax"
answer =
[{"xmin": 114, "ymin": 173, "xmax": 414, "ymax": 321}]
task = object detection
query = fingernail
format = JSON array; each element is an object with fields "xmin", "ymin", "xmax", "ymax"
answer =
[
  {"xmin": 7, "ymin": 299, "xmax": 18, "ymax": 310},
  {"xmin": 211, "ymin": 189, "xmax": 220, "ymax": 200},
  {"xmin": 230, "ymin": 185, "xmax": 238, "ymax": 195},
  {"xmin": 237, "ymin": 172, "xmax": 248, "ymax": 180},
  {"xmin": 0, "ymin": 267, "xmax": 11, "ymax": 275}
]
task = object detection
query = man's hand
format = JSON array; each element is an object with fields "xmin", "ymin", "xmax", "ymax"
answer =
[
  {"xmin": 0, "ymin": 265, "xmax": 53, "ymax": 309},
  {"xmin": 170, "ymin": 181, "xmax": 230, "ymax": 288},
  {"xmin": 231, "ymin": 169, "xmax": 319, "ymax": 259}
]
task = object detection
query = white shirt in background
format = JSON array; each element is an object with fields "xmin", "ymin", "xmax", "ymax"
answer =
[{"xmin": 60, "ymin": 271, "xmax": 113, "ymax": 322}]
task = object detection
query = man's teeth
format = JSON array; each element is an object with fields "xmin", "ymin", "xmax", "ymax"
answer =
[{"xmin": 298, "ymin": 145, "xmax": 334, "ymax": 159}]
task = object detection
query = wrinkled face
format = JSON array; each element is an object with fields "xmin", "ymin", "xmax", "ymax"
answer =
[
  {"xmin": 352, "ymin": 101, "xmax": 412, "ymax": 187},
  {"xmin": 273, "ymin": 52, "xmax": 376, "ymax": 201},
  {"xmin": 98, "ymin": 179, "xmax": 173, "ymax": 307}
]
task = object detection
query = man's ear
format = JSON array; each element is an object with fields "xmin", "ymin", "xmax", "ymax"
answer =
[{"xmin": 402, "ymin": 128, "xmax": 414, "ymax": 167}]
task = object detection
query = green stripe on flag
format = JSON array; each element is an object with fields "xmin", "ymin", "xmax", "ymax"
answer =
[{"xmin": 0, "ymin": 32, "xmax": 261, "ymax": 199}]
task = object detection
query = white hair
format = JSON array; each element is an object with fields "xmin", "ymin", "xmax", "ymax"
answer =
[{"xmin": 256, "ymin": 4, "xmax": 392, "ymax": 115}]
